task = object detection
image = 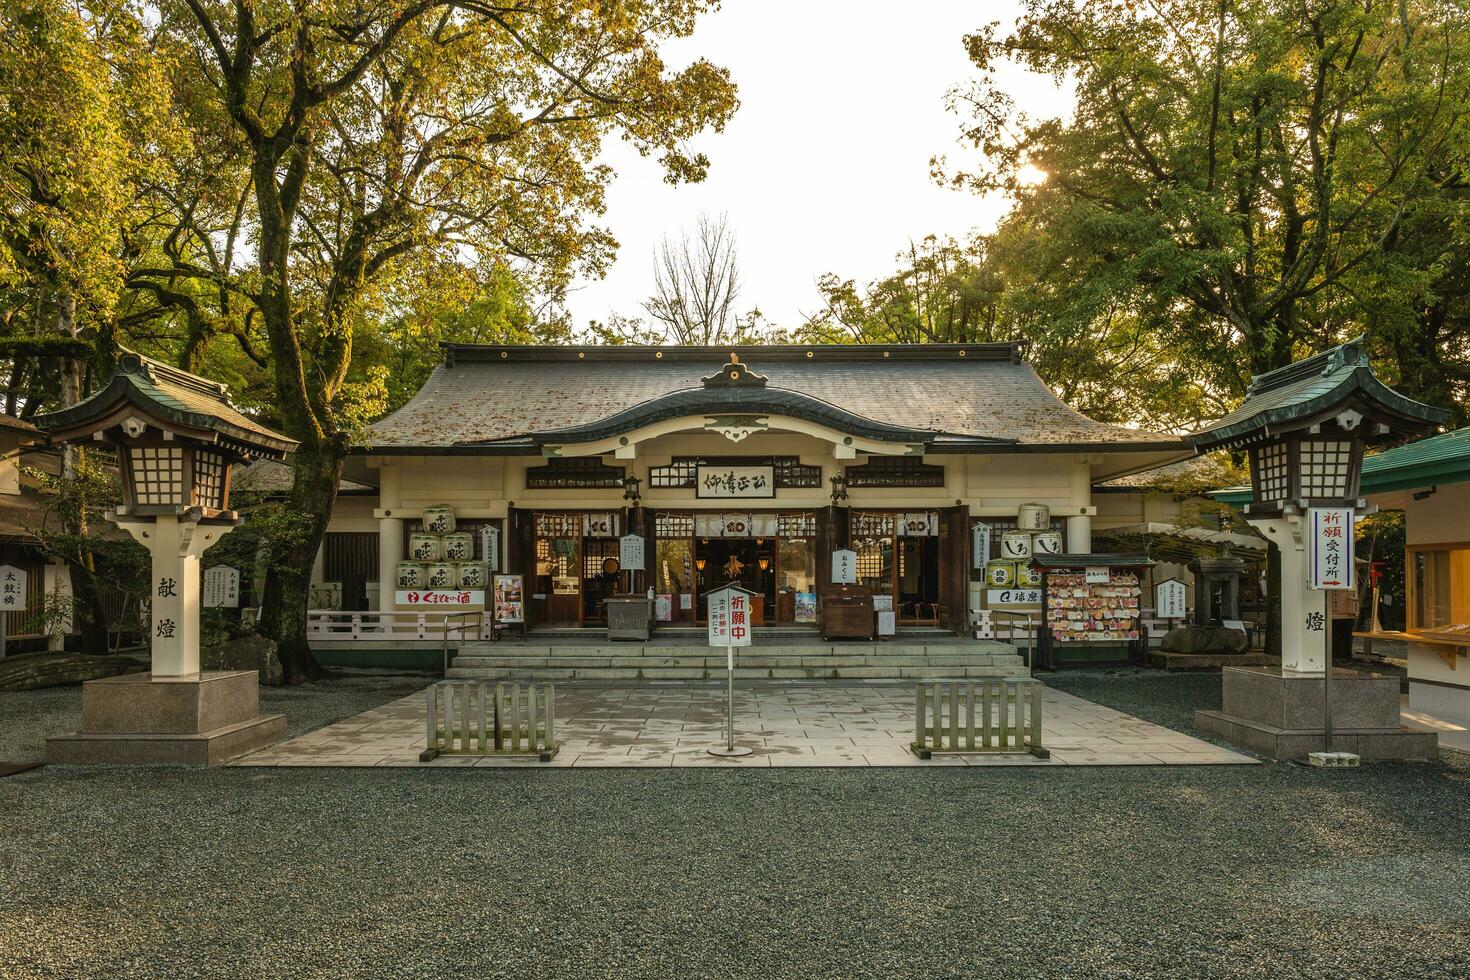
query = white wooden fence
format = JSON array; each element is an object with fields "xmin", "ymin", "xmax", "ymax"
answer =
[{"xmin": 306, "ymin": 610, "xmax": 492, "ymax": 642}]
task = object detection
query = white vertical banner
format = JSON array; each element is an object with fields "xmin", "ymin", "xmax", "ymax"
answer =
[
  {"xmin": 479, "ymin": 525, "xmax": 501, "ymax": 572},
  {"xmin": 831, "ymin": 548, "xmax": 858, "ymax": 585},
  {"xmin": 1307, "ymin": 507, "xmax": 1355, "ymax": 590},
  {"xmin": 971, "ymin": 523, "xmax": 992, "ymax": 569}
]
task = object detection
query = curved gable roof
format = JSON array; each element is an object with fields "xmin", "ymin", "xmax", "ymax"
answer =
[{"xmin": 364, "ymin": 344, "xmax": 1183, "ymax": 453}]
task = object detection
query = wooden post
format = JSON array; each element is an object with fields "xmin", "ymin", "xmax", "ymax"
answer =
[
  {"xmin": 915, "ymin": 684, "xmax": 926, "ymax": 750},
  {"xmin": 511, "ymin": 684, "xmax": 522, "ymax": 752},
  {"xmin": 528, "ymin": 685, "xmax": 539, "ymax": 752},
  {"xmin": 982, "ymin": 681, "xmax": 992, "ymax": 749},
  {"xmin": 425, "ymin": 685, "xmax": 437, "ymax": 752},
  {"xmin": 965, "ymin": 682, "xmax": 976, "ymax": 750},
  {"xmin": 948, "ymin": 683, "xmax": 959, "ymax": 750},
  {"xmin": 494, "ymin": 684, "xmax": 505, "ymax": 750},
  {"xmin": 545, "ymin": 685, "xmax": 556, "ymax": 749}
]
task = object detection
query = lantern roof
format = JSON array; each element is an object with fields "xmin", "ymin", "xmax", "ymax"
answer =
[
  {"xmin": 1187, "ymin": 338, "xmax": 1449, "ymax": 452},
  {"xmin": 35, "ymin": 352, "xmax": 296, "ymax": 459}
]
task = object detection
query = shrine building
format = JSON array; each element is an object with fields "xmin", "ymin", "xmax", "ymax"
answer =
[{"xmin": 320, "ymin": 344, "xmax": 1190, "ymax": 634}]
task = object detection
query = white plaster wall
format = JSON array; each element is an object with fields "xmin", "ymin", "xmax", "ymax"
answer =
[{"xmin": 1401, "ymin": 483, "xmax": 1470, "ymax": 547}]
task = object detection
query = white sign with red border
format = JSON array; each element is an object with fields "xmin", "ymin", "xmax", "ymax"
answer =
[{"xmin": 1307, "ymin": 507, "xmax": 1355, "ymax": 590}]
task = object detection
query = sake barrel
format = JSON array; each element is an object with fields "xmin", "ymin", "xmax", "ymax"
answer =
[
  {"xmin": 1016, "ymin": 503, "xmax": 1051, "ymax": 531},
  {"xmin": 408, "ymin": 533, "xmax": 440, "ymax": 562},
  {"xmin": 422, "ymin": 505, "xmax": 456, "ymax": 534},
  {"xmin": 1031, "ymin": 530, "xmax": 1064, "ymax": 556},
  {"xmin": 442, "ymin": 532, "xmax": 474, "ymax": 561},
  {"xmin": 396, "ymin": 562, "xmax": 427, "ymax": 589},
  {"xmin": 425, "ymin": 562, "xmax": 457, "ymax": 589},
  {"xmin": 1016, "ymin": 563, "xmax": 1043, "ymax": 587},
  {"xmin": 984, "ymin": 560, "xmax": 1016, "ymax": 588},
  {"xmin": 999, "ymin": 530, "xmax": 1033, "ymax": 560},
  {"xmin": 457, "ymin": 562, "xmax": 487, "ymax": 589}
]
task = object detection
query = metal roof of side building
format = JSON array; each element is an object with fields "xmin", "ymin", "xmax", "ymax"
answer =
[{"xmin": 363, "ymin": 343, "xmax": 1187, "ymax": 453}]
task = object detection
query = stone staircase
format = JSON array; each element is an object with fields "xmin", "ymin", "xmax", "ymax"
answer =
[{"xmin": 445, "ymin": 638, "xmax": 1028, "ymax": 683}]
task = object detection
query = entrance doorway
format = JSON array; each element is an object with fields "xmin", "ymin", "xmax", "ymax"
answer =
[
  {"xmin": 652, "ymin": 511, "xmax": 818, "ymax": 627},
  {"xmin": 694, "ymin": 537, "xmax": 774, "ymax": 624},
  {"xmin": 852, "ymin": 511, "xmax": 944, "ymax": 625}
]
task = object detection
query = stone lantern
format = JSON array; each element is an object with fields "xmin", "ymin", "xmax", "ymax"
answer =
[
  {"xmin": 38, "ymin": 353, "xmax": 297, "ymax": 764},
  {"xmin": 1188, "ymin": 339, "xmax": 1446, "ymax": 760}
]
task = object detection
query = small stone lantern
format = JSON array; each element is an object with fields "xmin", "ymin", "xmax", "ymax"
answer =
[
  {"xmin": 1187, "ymin": 339, "xmax": 1447, "ymax": 760},
  {"xmin": 37, "ymin": 353, "xmax": 297, "ymax": 764}
]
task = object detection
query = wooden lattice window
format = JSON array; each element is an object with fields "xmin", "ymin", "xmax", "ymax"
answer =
[
  {"xmin": 655, "ymin": 512, "xmax": 695, "ymax": 537},
  {"xmin": 777, "ymin": 512, "xmax": 816, "ymax": 538},
  {"xmin": 844, "ymin": 457, "xmax": 945, "ymax": 488},
  {"xmin": 525, "ymin": 458, "xmax": 625, "ymax": 489},
  {"xmin": 851, "ymin": 512, "xmax": 895, "ymax": 537}
]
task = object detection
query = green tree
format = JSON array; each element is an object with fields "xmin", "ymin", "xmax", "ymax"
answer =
[
  {"xmin": 146, "ymin": 0, "xmax": 736, "ymax": 680},
  {"xmin": 943, "ymin": 0, "xmax": 1470, "ymax": 401}
]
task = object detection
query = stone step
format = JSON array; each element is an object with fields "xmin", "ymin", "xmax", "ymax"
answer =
[
  {"xmin": 444, "ymin": 663, "xmax": 1032, "ymax": 682},
  {"xmin": 449, "ymin": 653, "xmax": 1025, "ymax": 669},
  {"xmin": 457, "ymin": 641, "xmax": 1016, "ymax": 656}
]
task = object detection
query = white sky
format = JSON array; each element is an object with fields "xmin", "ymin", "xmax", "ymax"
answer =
[{"xmin": 561, "ymin": 1, "xmax": 1072, "ymax": 333}]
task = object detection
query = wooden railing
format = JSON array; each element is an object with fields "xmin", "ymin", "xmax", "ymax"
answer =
[
  {"xmin": 420, "ymin": 681, "xmax": 557, "ymax": 762},
  {"xmin": 306, "ymin": 610, "xmax": 493, "ymax": 642},
  {"xmin": 912, "ymin": 678, "xmax": 1048, "ymax": 758}
]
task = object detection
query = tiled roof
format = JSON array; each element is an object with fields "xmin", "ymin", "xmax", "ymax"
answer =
[
  {"xmin": 365, "ymin": 344, "xmax": 1183, "ymax": 452},
  {"xmin": 1094, "ymin": 454, "xmax": 1240, "ymax": 492},
  {"xmin": 1189, "ymin": 338, "xmax": 1448, "ymax": 450}
]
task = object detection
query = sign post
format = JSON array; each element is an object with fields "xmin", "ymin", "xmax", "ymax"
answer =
[
  {"xmin": 1307, "ymin": 507, "xmax": 1356, "ymax": 755},
  {"xmin": 0, "ymin": 564, "xmax": 27, "ymax": 658},
  {"xmin": 705, "ymin": 583, "xmax": 755, "ymax": 757}
]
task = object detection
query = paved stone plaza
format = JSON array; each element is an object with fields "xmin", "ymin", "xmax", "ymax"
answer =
[{"xmin": 233, "ymin": 683, "xmax": 1257, "ymax": 768}]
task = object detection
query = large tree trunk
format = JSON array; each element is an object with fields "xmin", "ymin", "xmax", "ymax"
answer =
[
  {"xmin": 52, "ymin": 290, "xmax": 110, "ymax": 654},
  {"xmin": 257, "ymin": 439, "xmax": 343, "ymax": 683}
]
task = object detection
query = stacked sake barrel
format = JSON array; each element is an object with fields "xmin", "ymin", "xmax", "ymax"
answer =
[
  {"xmin": 983, "ymin": 503, "xmax": 1061, "ymax": 589},
  {"xmin": 395, "ymin": 505, "xmax": 487, "ymax": 590}
]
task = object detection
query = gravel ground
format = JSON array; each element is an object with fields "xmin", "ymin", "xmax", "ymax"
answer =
[{"xmin": 3, "ymin": 672, "xmax": 1469, "ymax": 979}]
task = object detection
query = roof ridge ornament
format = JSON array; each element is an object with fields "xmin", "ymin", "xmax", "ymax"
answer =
[{"xmin": 702, "ymin": 352, "xmax": 767, "ymax": 389}]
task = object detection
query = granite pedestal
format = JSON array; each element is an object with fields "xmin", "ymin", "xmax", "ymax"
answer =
[
  {"xmin": 1195, "ymin": 665, "xmax": 1437, "ymax": 761},
  {"xmin": 45, "ymin": 670, "xmax": 285, "ymax": 765}
]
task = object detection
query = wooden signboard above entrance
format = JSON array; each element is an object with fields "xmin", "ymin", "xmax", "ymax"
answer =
[{"xmin": 696, "ymin": 464, "xmax": 775, "ymax": 499}]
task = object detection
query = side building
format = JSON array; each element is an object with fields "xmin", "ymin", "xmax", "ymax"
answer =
[{"xmin": 322, "ymin": 344, "xmax": 1188, "ymax": 633}]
